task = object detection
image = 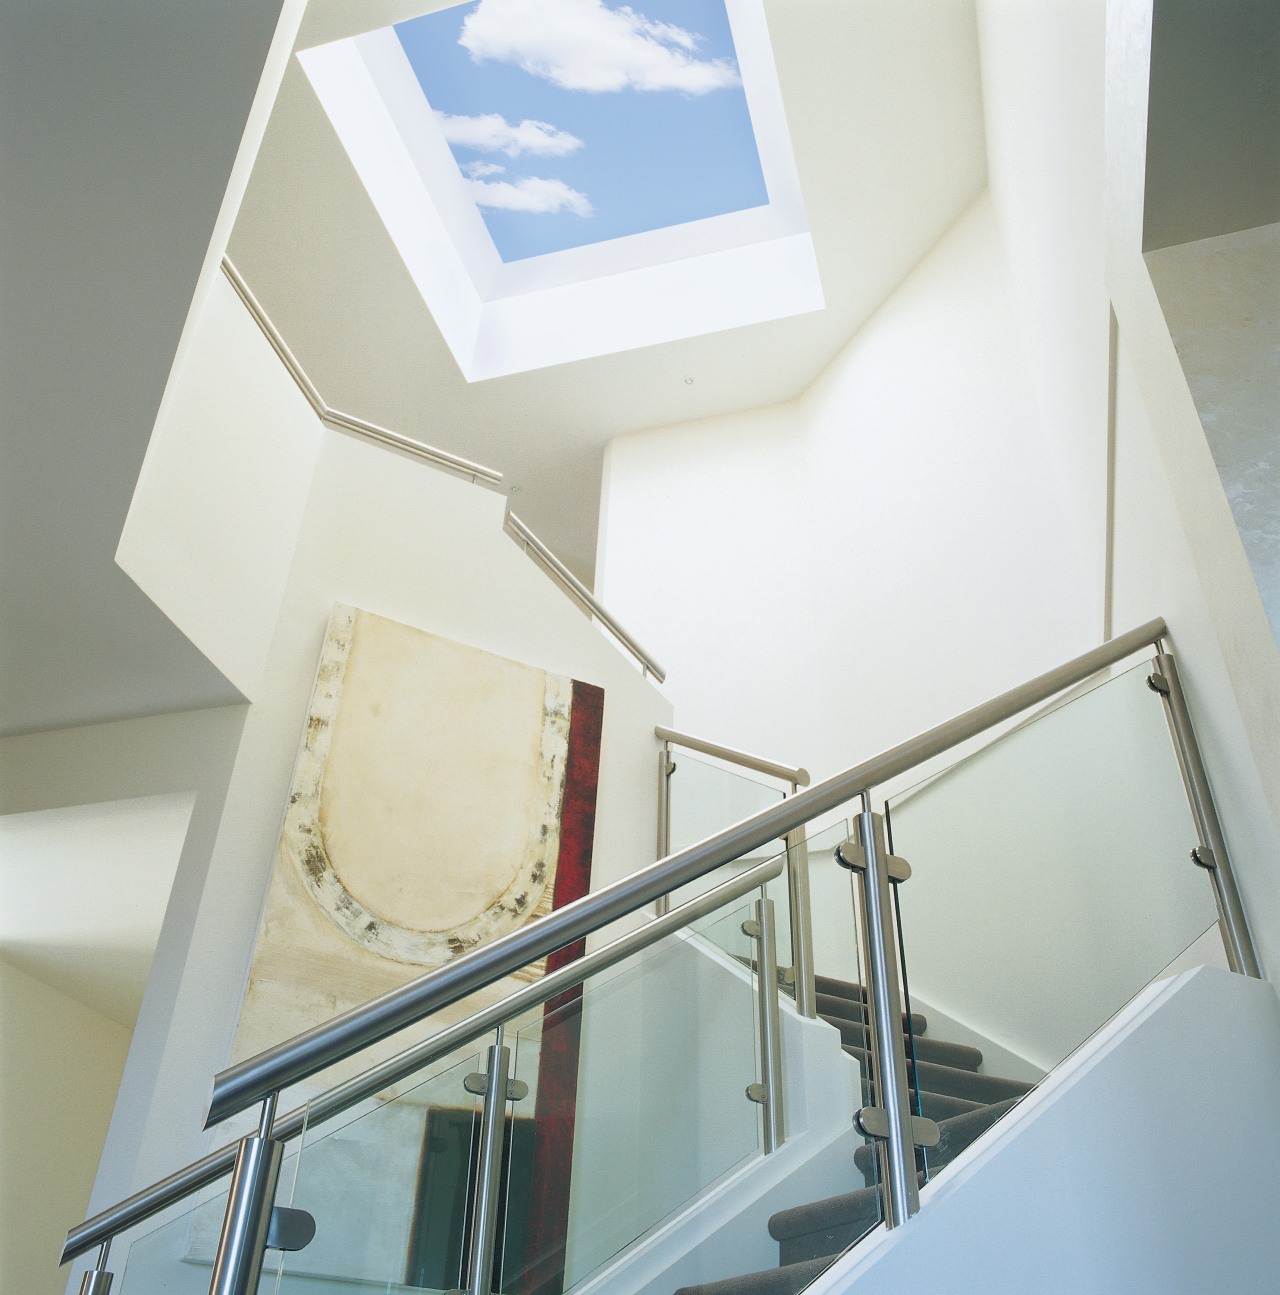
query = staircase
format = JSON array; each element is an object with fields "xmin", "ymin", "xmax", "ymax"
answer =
[
  {"xmin": 675, "ymin": 973, "xmax": 1035, "ymax": 1295},
  {"xmin": 59, "ymin": 622, "xmax": 1254, "ymax": 1295}
]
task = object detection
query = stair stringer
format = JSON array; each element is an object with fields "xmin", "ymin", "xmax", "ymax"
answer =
[
  {"xmin": 570, "ymin": 936, "xmax": 864, "ymax": 1295},
  {"xmin": 800, "ymin": 966, "xmax": 1280, "ymax": 1294}
]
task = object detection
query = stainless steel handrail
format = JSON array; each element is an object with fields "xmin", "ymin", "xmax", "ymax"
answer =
[
  {"xmin": 62, "ymin": 856, "xmax": 781, "ymax": 1264},
  {"xmin": 656, "ymin": 726, "xmax": 810, "ymax": 787},
  {"xmin": 220, "ymin": 258, "xmax": 504, "ymax": 488},
  {"xmin": 206, "ymin": 618, "xmax": 1170, "ymax": 1128},
  {"xmin": 223, "ymin": 257, "xmax": 661, "ymax": 685},
  {"xmin": 503, "ymin": 509, "xmax": 667, "ymax": 683}
]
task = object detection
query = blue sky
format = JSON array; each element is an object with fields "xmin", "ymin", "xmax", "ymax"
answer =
[{"xmin": 394, "ymin": 0, "xmax": 768, "ymax": 262}]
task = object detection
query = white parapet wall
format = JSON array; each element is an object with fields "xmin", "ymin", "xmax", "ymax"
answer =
[{"xmin": 808, "ymin": 966, "xmax": 1280, "ymax": 1294}]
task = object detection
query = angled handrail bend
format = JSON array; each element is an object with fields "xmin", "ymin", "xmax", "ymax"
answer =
[
  {"xmin": 656, "ymin": 725, "xmax": 810, "ymax": 787},
  {"xmin": 221, "ymin": 257, "xmax": 504, "ymax": 488},
  {"xmin": 503, "ymin": 510, "xmax": 667, "ymax": 683}
]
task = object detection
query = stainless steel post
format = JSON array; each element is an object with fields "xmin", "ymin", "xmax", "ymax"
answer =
[
  {"xmin": 753, "ymin": 894, "xmax": 787, "ymax": 1152},
  {"xmin": 655, "ymin": 745, "xmax": 674, "ymax": 917},
  {"xmin": 785, "ymin": 817, "xmax": 817, "ymax": 1019},
  {"xmin": 853, "ymin": 809, "xmax": 919, "ymax": 1227},
  {"xmin": 1150, "ymin": 651, "xmax": 1262, "ymax": 978},
  {"xmin": 467, "ymin": 1031, "xmax": 512, "ymax": 1295},
  {"xmin": 209, "ymin": 1096, "xmax": 284, "ymax": 1295},
  {"xmin": 79, "ymin": 1242, "xmax": 113, "ymax": 1295}
]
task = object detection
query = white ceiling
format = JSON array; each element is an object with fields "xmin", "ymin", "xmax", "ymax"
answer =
[
  {"xmin": 0, "ymin": 793, "xmax": 196, "ymax": 1026},
  {"xmin": 0, "ymin": 0, "xmax": 282, "ymax": 738},
  {"xmin": 229, "ymin": 0, "xmax": 988, "ymax": 582}
]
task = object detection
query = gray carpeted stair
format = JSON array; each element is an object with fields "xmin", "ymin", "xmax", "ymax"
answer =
[
  {"xmin": 815, "ymin": 990, "xmax": 927, "ymax": 1036},
  {"xmin": 842, "ymin": 1045, "xmax": 1034, "ymax": 1105},
  {"xmin": 673, "ymin": 1255, "xmax": 835, "ymax": 1295},
  {"xmin": 767, "ymin": 1182, "xmax": 885, "ymax": 1266},
  {"xmin": 822, "ymin": 1015, "xmax": 984, "ymax": 1072},
  {"xmin": 671, "ymin": 977, "xmax": 1034, "ymax": 1295}
]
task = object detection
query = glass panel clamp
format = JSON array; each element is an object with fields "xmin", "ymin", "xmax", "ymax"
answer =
[
  {"xmin": 855, "ymin": 1106, "xmax": 940, "ymax": 1149},
  {"xmin": 463, "ymin": 1072, "xmax": 529, "ymax": 1102}
]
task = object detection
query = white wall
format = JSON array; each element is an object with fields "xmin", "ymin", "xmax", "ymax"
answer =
[
  {"xmin": 116, "ymin": 272, "xmax": 324, "ymax": 700},
  {"xmin": 0, "ymin": 703, "xmax": 247, "ymax": 1276},
  {"xmin": 0, "ymin": 793, "xmax": 196, "ymax": 1027},
  {"xmin": 599, "ymin": 193, "xmax": 1096, "ymax": 990},
  {"xmin": 0, "ymin": 959, "xmax": 131, "ymax": 1295},
  {"xmin": 599, "ymin": 193, "xmax": 1094, "ymax": 778},
  {"xmin": 815, "ymin": 967, "xmax": 1280, "ymax": 1293},
  {"xmin": 976, "ymin": 0, "xmax": 1110, "ymax": 639}
]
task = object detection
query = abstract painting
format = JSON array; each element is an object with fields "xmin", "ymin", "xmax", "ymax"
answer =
[{"xmin": 231, "ymin": 605, "xmax": 603, "ymax": 1071}]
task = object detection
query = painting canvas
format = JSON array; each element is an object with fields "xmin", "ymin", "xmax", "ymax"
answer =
[{"xmin": 232, "ymin": 605, "xmax": 603, "ymax": 1070}]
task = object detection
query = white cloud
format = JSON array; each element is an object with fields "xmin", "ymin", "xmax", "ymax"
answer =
[
  {"xmin": 466, "ymin": 175, "xmax": 594, "ymax": 217},
  {"xmin": 461, "ymin": 159, "xmax": 506, "ymax": 178},
  {"xmin": 436, "ymin": 111, "xmax": 583, "ymax": 157},
  {"xmin": 459, "ymin": 0, "xmax": 741, "ymax": 95}
]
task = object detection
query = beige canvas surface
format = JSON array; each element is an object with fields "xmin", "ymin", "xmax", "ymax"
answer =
[{"xmin": 231, "ymin": 606, "xmax": 573, "ymax": 1073}]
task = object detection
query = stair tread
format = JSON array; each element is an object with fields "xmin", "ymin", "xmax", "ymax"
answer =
[
  {"xmin": 814, "ymin": 974, "xmax": 866, "ymax": 1002},
  {"xmin": 673, "ymin": 1256, "xmax": 835, "ymax": 1295},
  {"xmin": 914, "ymin": 1088, "xmax": 984, "ymax": 1120},
  {"xmin": 671, "ymin": 971, "xmax": 1034, "ymax": 1292},
  {"xmin": 822, "ymin": 1014, "xmax": 983, "ymax": 1071},
  {"xmin": 816, "ymin": 991, "xmax": 927, "ymax": 1035},
  {"xmin": 769, "ymin": 1184, "xmax": 881, "ymax": 1242},
  {"xmin": 843, "ymin": 1044, "xmax": 1034, "ymax": 1104}
]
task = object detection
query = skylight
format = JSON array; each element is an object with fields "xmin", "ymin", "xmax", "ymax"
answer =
[
  {"xmin": 393, "ymin": 0, "xmax": 769, "ymax": 262},
  {"xmin": 300, "ymin": 0, "xmax": 821, "ymax": 380}
]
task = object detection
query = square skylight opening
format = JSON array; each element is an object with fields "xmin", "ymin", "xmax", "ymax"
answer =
[{"xmin": 300, "ymin": 0, "xmax": 822, "ymax": 381}]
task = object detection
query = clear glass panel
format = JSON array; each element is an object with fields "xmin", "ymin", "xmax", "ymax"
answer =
[
  {"xmin": 114, "ymin": 1185, "xmax": 235, "ymax": 1295},
  {"xmin": 755, "ymin": 819, "xmax": 883, "ymax": 1281},
  {"xmin": 884, "ymin": 661, "xmax": 1219, "ymax": 1184},
  {"xmin": 667, "ymin": 750, "xmax": 786, "ymax": 860},
  {"xmin": 685, "ymin": 848, "xmax": 794, "ymax": 985},
  {"xmin": 112, "ymin": 1133, "xmax": 302, "ymax": 1295},
  {"xmin": 110, "ymin": 815, "xmax": 883, "ymax": 1295},
  {"xmin": 281, "ymin": 1046, "xmax": 483, "ymax": 1292},
  {"xmin": 499, "ymin": 898, "xmax": 761, "ymax": 1294},
  {"xmin": 665, "ymin": 750, "xmax": 801, "ymax": 996}
]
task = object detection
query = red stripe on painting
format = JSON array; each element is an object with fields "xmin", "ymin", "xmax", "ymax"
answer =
[{"xmin": 518, "ymin": 679, "xmax": 604, "ymax": 1295}]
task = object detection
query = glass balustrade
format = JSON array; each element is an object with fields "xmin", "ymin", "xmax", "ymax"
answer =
[
  {"xmin": 283, "ymin": 1049, "xmax": 483, "ymax": 1292},
  {"xmin": 78, "ymin": 636, "xmax": 1243, "ymax": 1295},
  {"xmin": 498, "ymin": 899, "xmax": 761, "ymax": 1294},
  {"xmin": 104, "ymin": 877, "xmax": 779, "ymax": 1295},
  {"xmin": 665, "ymin": 749, "xmax": 796, "ymax": 990},
  {"xmin": 112, "ymin": 1145, "xmax": 299, "ymax": 1295},
  {"xmin": 883, "ymin": 661, "xmax": 1219, "ymax": 1186}
]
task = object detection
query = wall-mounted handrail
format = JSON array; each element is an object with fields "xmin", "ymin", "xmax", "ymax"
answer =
[
  {"xmin": 503, "ymin": 509, "xmax": 667, "ymax": 683},
  {"xmin": 223, "ymin": 258, "xmax": 659, "ymax": 686},
  {"xmin": 62, "ymin": 855, "xmax": 781, "ymax": 1264},
  {"xmin": 656, "ymin": 725, "xmax": 810, "ymax": 787},
  {"xmin": 205, "ymin": 618, "xmax": 1172, "ymax": 1128},
  {"xmin": 220, "ymin": 258, "xmax": 504, "ymax": 488}
]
